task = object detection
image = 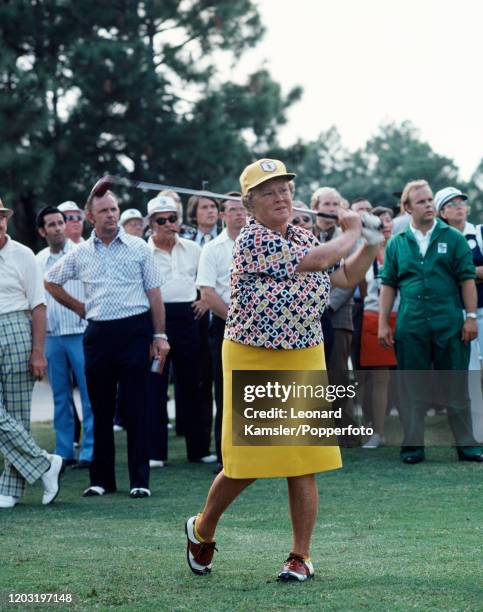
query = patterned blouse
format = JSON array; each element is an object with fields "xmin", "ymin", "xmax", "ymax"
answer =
[{"xmin": 224, "ymin": 216, "xmax": 332, "ymax": 349}]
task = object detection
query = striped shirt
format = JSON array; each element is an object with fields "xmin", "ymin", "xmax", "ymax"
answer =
[
  {"xmin": 37, "ymin": 240, "xmax": 87, "ymax": 335},
  {"xmin": 46, "ymin": 228, "xmax": 162, "ymax": 321}
]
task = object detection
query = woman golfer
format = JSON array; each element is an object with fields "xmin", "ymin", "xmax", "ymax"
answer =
[{"xmin": 185, "ymin": 159, "xmax": 380, "ymax": 581}]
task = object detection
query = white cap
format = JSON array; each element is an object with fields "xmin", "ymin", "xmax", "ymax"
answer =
[
  {"xmin": 120, "ymin": 208, "xmax": 143, "ymax": 225},
  {"xmin": 147, "ymin": 196, "xmax": 178, "ymax": 218},
  {"xmin": 58, "ymin": 201, "xmax": 81, "ymax": 213},
  {"xmin": 434, "ymin": 187, "xmax": 468, "ymax": 212}
]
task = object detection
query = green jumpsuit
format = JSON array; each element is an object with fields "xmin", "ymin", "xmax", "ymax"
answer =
[{"xmin": 381, "ymin": 219, "xmax": 479, "ymax": 449}]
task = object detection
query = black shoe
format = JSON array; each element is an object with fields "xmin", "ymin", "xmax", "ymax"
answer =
[
  {"xmin": 401, "ymin": 446, "xmax": 425, "ymax": 464},
  {"xmin": 457, "ymin": 448, "xmax": 483, "ymax": 462},
  {"xmin": 72, "ymin": 460, "xmax": 92, "ymax": 470},
  {"xmin": 64, "ymin": 458, "xmax": 77, "ymax": 467},
  {"xmin": 402, "ymin": 455, "xmax": 424, "ymax": 464},
  {"xmin": 129, "ymin": 488, "xmax": 151, "ymax": 498},
  {"xmin": 83, "ymin": 486, "xmax": 105, "ymax": 497}
]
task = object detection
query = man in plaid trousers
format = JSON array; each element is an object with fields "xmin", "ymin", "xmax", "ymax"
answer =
[{"xmin": 0, "ymin": 199, "xmax": 64, "ymax": 509}]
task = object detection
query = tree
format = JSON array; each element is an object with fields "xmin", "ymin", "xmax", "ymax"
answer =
[
  {"xmin": 0, "ymin": 0, "xmax": 300, "ymax": 248},
  {"xmin": 290, "ymin": 121, "xmax": 464, "ymax": 210}
]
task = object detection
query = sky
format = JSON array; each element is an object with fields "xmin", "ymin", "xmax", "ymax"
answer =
[{"xmin": 225, "ymin": 0, "xmax": 483, "ymax": 181}]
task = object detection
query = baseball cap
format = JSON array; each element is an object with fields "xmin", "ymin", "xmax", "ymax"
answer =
[
  {"xmin": 147, "ymin": 196, "xmax": 178, "ymax": 218},
  {"xmin": 434, "ymin": 187, "xmax": 468, "ymax": 212},
  {"xmin": 58, "ymin": 201, "xmax": 82, "ymax": 213},
  {"xmin": 239, "ymin": 159, "xmax": 296, "ymax": 196},
  {"xmin": 0, "ymin": 198, "xmax": 13, "ymax": 218},
  {"xmin": 120, "ymin": 208, "xmax": 143, "ymax": 225}
]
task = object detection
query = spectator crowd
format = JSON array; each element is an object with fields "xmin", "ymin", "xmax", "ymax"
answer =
[{"xmin": 1, "ymin": 166, "xmax": 482, "ymax": 509}]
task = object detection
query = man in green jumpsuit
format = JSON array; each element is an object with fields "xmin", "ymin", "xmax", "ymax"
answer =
[{"xmin": 378, "ymin": 180, "xmax": 483, "ymax": 463}]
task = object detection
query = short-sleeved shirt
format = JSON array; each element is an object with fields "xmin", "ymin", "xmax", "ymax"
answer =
[
  {"xmin": 196, "ymin": 229, "xmax": 235, "ymax": 305},
  {"xmin": 0, "ymin": 236, "xmax": 46, "ymax": 315},
  {"xmin": 46, "ymin": 228, "xmax": 162, "ymax": 321},
  {"xmin": 37, "ymin": 240, "xmax": 87, "ymax": 335},
  {"xmin": 224, "ymin": 217, "xmax": 331, "ymax": 349},
  {"xmin": 148, "ymin": 235, "xmax": 201, "ymax": 303}
]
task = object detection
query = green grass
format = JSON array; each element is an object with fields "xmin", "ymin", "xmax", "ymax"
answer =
[{"xmin": 1, "ymin": 424, "xmax": 482, "ymax": 611}]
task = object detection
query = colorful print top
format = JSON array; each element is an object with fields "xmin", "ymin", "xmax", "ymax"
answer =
[{"xmin": 224, "ymin": 216, "xmax": 331, "ymax": 349}]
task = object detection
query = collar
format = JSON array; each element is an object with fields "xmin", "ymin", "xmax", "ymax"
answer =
[
  {"xmin": 248, "ymin": 215, "xmax": 288, "ymax": 237},
  {"xmin": 463, "ymin": 221, "xmax": 476, "ymax": 235},
  {"xmin": 214, "ymin": 228, "xmax": 232, "ymax": 244},
  {"xmin": 196, "ymin": 226, "xmax": 217, "ymax": 240},
  {"xmin": 148, "ymin": 234, "xmax": 182, "ymax": 252},
  {"xmin": 408, "ymin": 219, "xmax": 437, "ymax": 239},
  {"xmin": 0, "ymin": 234, "xmax": 11, "ymax": 259},
  {"xmin": 91, "ymin": 225, "xmax": 127, "ymax": 246}
]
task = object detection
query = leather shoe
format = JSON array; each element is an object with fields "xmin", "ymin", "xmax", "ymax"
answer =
[
  {"xmin": 401, "ymin": 446, "xmax": 425, "ymax": 464},
  {"xmin": 402, "ymin": 455, "xmax": 424, "ymax": 464},
  {"xmin": 0, "ymin": 494, "xmax": 18, "ymax": 508},
  {"xmin": 83, "ymin": 486, "xmax": 106, "ymax": 496},
  {"xmin": 41, "ymin": 454, "xmax": 64, "ymax": 505},
  {"xmin": 130, "ymin": 488, "xmax": 151, "ymax": 498},
  {"xmin": 457, "ymin": 448, "xmax": 483, "ymax": 462}
]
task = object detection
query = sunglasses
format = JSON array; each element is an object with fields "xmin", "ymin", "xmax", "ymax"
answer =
[
  {"xmin": 154, "ymin": 215, "xmax": 178, "ymax": 225},
  {"xmin": 292, "ymin": 215, "xmax": 311, "ymax": 225},
  {"xmin": 444, "ymin": 200, "xmax": 468, "ymax": 208},
  {"xmin": 65, "ymin": 214, "xmax": 83, "ymax": 222}
]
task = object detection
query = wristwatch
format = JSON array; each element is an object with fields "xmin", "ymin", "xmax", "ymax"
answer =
[
  {"xmin": 465, "ymin": 312, "xmax": 477, "ymax": 320},
  {"xmin": 153, "ymin": 333, "xmax": 168, "ymax": 340}
]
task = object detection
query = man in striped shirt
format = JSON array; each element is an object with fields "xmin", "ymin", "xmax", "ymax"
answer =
[
  {"xmin": 36, "ymin": 206, "xmax": 93, "ymax": 469},
  {"xmin": 45, "ymin": 182, "xmax": 169, "ymax": 498}
]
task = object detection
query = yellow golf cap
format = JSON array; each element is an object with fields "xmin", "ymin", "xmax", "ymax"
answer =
[{"xmin": 239, "ymin": 159, "xmax": 295, "ymax": 196}]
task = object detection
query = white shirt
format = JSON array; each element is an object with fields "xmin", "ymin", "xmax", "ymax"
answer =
[
  {"xmin": 0, "ymin": 236, "xmax": 46, "ymax": 315},
  {"xmin": 196, "ymin": 229, "xmax": 235, "ymax": 305},
  {"xmin": 37, "ymin": 240, "xmax": 87, "ymax": 335},
  {"xmin": 409, "ymin": 220, "xmax": 437, "ymax": 257},
  {"xmin": 148, "ymin": 235, "xmax": 201, "ymax": 303}
]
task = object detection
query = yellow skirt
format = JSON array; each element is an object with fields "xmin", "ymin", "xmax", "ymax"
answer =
[{"xmin": 221, "ymin": 340, "xmax": 342, "ymax": 478}]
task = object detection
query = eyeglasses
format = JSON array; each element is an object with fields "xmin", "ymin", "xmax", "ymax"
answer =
[
  {"xmin": 154, "ymin": 215, "xmax": 178, "ymax": 225},
  {"xmin": 292, "ymin": 216, "xmax": 311, "ymax": 225},
  {"xmin": 65, "ymin": 214, "xmax": 83, "ymax": 222},
  {"xmin": 444, "ymin": 200, "xmax": 468, "ymax": 208}
]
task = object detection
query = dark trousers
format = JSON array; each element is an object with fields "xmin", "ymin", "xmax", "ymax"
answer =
[
  {"xmin": 328, "ymin": 328, "xmax": 359, "ymax": 445},
  {"xmin": 198, "ymin": 310, "xmax": 214, "ymax": 449},
  {"xmin": 395, "ymin": 320, "xmax": 477, "ymax": 448},
  {"xmin": 321, "ymin": 310, "xmax": 334, "ymax": 363},
  {"xmin": 83, "ymin": 311, "xmax": 152, "ymax": 491},
  {"xmin": 148, "ymin": 302, "xmax": 210, "ymax": 462},
  {"xmin": 209, "ymin": 315, "xmax": 226, "ymax": 463},
  {"xmin": 351, "ymin": 300, "xmax": 364, "ymax": 371},
  {"xmin": 148, "ymin": 371, "xmax": 168, "ymax": 461}
]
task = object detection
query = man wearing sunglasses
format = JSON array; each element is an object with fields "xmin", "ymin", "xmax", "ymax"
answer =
[
  {"xmin": 58, "ymin": 201, "xmax": 85, "ymax": 245},
  {"xmin": 146, "ymin": 196, "xmax": 215, "ymax": 465},
  {"xmin": 290, "ymin": 201, "xmax": 313, "ymax": 232},
  {"xmin": 57, "ymin": 202, "xmax": 86, "ymax": 450}
]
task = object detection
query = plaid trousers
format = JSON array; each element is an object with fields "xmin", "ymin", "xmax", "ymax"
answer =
[{"xmin": 0, "ymin": 311, "xmax": 50, "ymax": 497}]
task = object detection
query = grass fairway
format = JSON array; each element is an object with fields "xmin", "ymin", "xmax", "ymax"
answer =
[{"xmin": 1, "ymin": 423, "xmax": 482, "ymax": 611}]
